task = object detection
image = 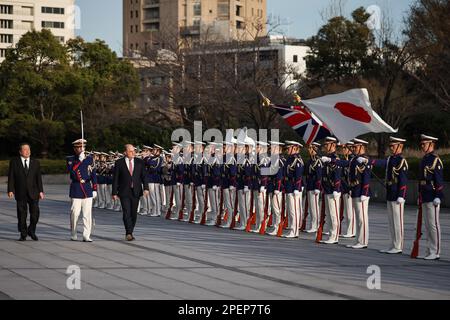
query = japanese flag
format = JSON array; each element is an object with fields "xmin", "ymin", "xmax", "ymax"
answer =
[{"xmin": 301, "ymin": 88, "xmax": 397, "ymax": 143}]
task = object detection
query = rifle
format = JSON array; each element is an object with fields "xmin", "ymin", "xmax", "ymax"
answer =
[
  {"xmin": 177, "ymin": 184, "xmax": 185, "ymax": 221},
  {"xmin": 300, "ymin": 193, "xmax": 309, "ymax": 231},
  {"xmin": 245, "ymin": 190, "xmax": 255, "ymax": 232},
  {"xmin": 411, "ymin": 194, "xmax": 423, "ymax": 258},
  {"xmin": 215, "ymin": 188, "xmax": 224, "ymax": 227},
  {"xmin": 229, "ymin": 188, "xmax": 239, "ymax": 229},
  {"xmin": 188, "ymin": 186, "xmax": 196, "ymax": 223},
  {"xmin": 200, "ymin": 187, "xmax": 209, "ymax": 225},
  {"xmin": 165, "ymin": 188, "xmax": 174, "ymax": 220},
  {"xmin": 339, "ymin": 195, "xmax": 344, "ymax": 235},
  {"xmin": 316, "ymin": 193, "xmax": 326, "ymax": 243},
  {"xmin": 259, "ymin": 191, "xmax": 269, "ymax": 235},
  {"xmin": 277, "ymin": 193, "xmax": 286, "ymax": 237}
]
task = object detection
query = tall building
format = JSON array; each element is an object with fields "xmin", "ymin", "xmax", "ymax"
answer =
[
  {"xmin": 0, "ymin": 0, "xmax": 75, "ymax": 62},
  {"xmin": 123, "ymin": 0, "xmax": 267, "ymax": 57}
]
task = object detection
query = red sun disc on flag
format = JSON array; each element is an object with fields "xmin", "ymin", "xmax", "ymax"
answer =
[{"xmin": 335, "ymin": 102, "xmax": 372, "ymax": 123}]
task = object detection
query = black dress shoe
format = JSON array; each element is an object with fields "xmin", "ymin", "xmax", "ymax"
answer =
[
  {"xmin": 18, "ymin": 236, "xmax": 26, "ymax": 241},
  {"xmin": 29, "ymin": 234, "xmax": 38, "ymax": 241}
]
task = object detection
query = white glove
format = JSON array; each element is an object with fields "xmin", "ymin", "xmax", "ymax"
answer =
[
  {"xmin": 212, "ymin": 185, "xmax": 217, "ymax": 191},
  {"xmin": 79, "ymin": 151, "xmax": 86, "ymax": 161},
  {"xmin": 260, "ymin": 186, "xmax": 266, "ymax": 193},
  {"xmin": 333, "ymin": 191, "xmax": 341, "ymax": 199},
  {"xmin": 92, "ymin": 191, "xmax": 97, "ymax": 199},
  {"xmin": 433, "ymin": 198, "xmax": 441, "ymax": 206},
  {"xmin": 229, "ymin": 185, "xmax": 236, "ymax": 191},
  {"xmin": 190, "ymin": 182, "xmax": 194, "ymax": 186},
  {"xmin": 357, "ymin": 157, "xmax": 368, "ymax": 164},
  {"xmin": 396, "ymin": 197, "xmax": 405, "ymax": 205},
  {"xmin": 201, "ymin": 184, "xmax": 206, "ymax": 190},
  {"xmin": 361, "ymin": 195, "xmax": 369, "ymax": 202},
  {"xmin": 294, "ymin": 190, "xmax": 301, "ymax": 196},
  {"xmin": 321, "ymin": 156, "xmax": 331, "ymax": 163},
  {"xmin": 244, "ymin": 186, "xmax": 249, "ymax": 193},
  {"xmin": 176, "ymin": 182, "xmax": 181, "ymax": 186},
  {"xmin": 313, "ymin": 189, "xmax": 320, "ymax": 195},
  {"xmin": 274, "ymin": 190, "xmax": 281, "ymax": 195}
]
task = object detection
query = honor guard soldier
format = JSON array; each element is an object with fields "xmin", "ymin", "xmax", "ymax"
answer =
[
  {"xmin": 251, "ymin": 141, "xmax": 270, "ymax": 233},
  {"xmin": 340, "ymin": 138, "xmax": 372, "ymax": 249},
  {"xmin": 370, "ymin": 137, "xmax": 408, "ymax": 254},
  {"xmin": 67, "ymin": 139, "xmax": 97, "ymax": 242},
  {"xmin": 139, "ymin": 146, "xmax": 152, "ymax": 215},
  {"xmin": 418, "ymin": 134, "xmax": 444, "ymax": 260},
  {"xmin": 304, "ymin": 142, "xmax": 322, "ymax": 233},
  {"xmin": 205, "ymin": 143, "xmax": 222, "ymax": 225},
  {"xmin": 182, "ymin": 141, "xmax": 194, "ymax": 221},
  {"xmin": 105, "ymin": 152, "xmax": 115, "ymax": 210},
  {"xmin": 338, "ymin": 142, "xmax": 356, "ymax": 238},
  {"xmin": 266, "ymin": 141, "xmax": 285, "ymax": 236},
  {"xmin": 148, "ymin": 144, "xmax": 164, "ymax": 217},
  {"xmin": 92, "ymin": 152, "xmax": 100, "ymax": 208},
  {"xmin": 172, "ymin": 143, "xmax": 184, "ymax": 220},
  {"xmin": 320, "ymin": 137, "xmax": 342, "ymax": 244},
  {"xmin": 162, "ymin": 151, "xmax": 174, "ymax": 215},
  {"xmin": 221, "ymin": 138, "xmax": 238, "ymax": 228},
  {"xmin": 283, "ymin": 141, "xmax": 304, "ymax": 238},
  {"xmin": 97, "ymin": 153, "xmax": 108, "ymax": 209},
  {"xmin": 192, "ymin": 141, "xmax": 207, "ymax": 223}
]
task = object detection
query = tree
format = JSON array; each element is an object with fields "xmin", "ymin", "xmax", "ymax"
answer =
[{"xmin": 405, "ymin": 0, "xmax": 450, "ymax": 112}]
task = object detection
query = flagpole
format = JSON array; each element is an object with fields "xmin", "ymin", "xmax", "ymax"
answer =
[{"xmin": 80, "ymin": 109, "xmax": 84, "ymax": 153}]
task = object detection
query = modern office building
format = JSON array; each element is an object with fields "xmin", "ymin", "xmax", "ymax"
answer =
[
  {"xmin": 0, "ymin": 0, "xmax": 75, "ymax": 62},
  {"xmin": 123, "ymin": 0, "xmax": 267, "ymax": 57}
]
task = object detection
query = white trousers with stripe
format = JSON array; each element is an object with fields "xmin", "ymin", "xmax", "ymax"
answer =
[
  {"xmin": 254, "ymin": 190, "xmax": 266, "ymax": 231},
  {"xmin": 342, "ymin": 193, "xmax": 355, "ymax": 236},
  {"xmin": 148, "ymin": 183, "xmax": 162, "ymax": 216},
  {"xmin": 353, "ymin": 197, "xmax": 369, "ymax": 246},
  {"xmin": 223, "ymin": 188, "xmax": 236, "ymax": 226},
  {"xmin": 307, "ymin": 191, "xmax": 320, "ymax": 231},
  {"xmin": 422, "ymin": 202, "xmax": 441, "ymax": 256},
  {"xmin": 325, "ymin": 194, "xmax": 341, "ymax": 242},
  {"xmin": 70, "ymin": 197, "xmax": 93, "ymax": 240},
  {"xmin": 237, "ymin": 190, "xmax": 250, "ymax": 227},
  {"xmin": 387, "ymin": 201, "xmax": 404, "ymax": 250},
  {"xmin": 208, "ymin": 188, "xmax": 220, "ymax": 222},
  {"xmin": 286, "ymin": 192, "xmax": 302, "ymax": 237},
  {"xmin": 271, "ymin": 192, "xmax": 283, "ymax": 231},
  {"xmin": 184, "ymin": 185, "xmax": 193, "ymax": 218}
]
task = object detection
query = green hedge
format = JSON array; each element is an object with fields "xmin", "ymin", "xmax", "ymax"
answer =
[{"xmin": 0, "ymin": 159, "xmax": 67, "ymax": 176}]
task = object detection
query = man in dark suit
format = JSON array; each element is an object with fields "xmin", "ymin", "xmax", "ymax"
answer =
[
  {"xmin": 7, "ymin": 143, "xmax": 44, "ymax": 241},
  {"xmin": 112, "ymin": 144, "xmax": 149, "ymax": 241}
]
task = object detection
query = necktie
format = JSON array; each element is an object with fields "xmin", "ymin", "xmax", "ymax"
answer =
[
  {"xmin": 129, "ymin": 159, "xmax": 133, "ymax": 188},
  {"xmin": 24, "ymin": 159, "xmax": 29, "ymax": 175}
]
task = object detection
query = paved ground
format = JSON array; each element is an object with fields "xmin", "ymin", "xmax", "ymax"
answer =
[{"xmin": 0, "ymin": 185, "xmax": 449, "ymax": 300}]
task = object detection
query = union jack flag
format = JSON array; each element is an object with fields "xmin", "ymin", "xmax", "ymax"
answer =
[{"xmin": 272, "ymin": 104, "xmax": 332, "ymax": 144}]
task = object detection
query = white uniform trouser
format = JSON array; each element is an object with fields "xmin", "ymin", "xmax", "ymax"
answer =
[
  {"xmin": 208, "ymin": 188, "xmax": 220, "ymax": 222},
  {"xmin": 237, "ymin": 189, "xmax": 250, "ymax": 227},
  {"xmin": 139, "ymin": 195, "xmax": 148, "ymax": 214},
  {"xmin": 148, "ymin": 183, "xmax": 162, "ymax": 216},
  {"xmin": 70, "ymin": 198, "xmax": 93, "ymax": 239},
  {"xmin": 353, "ymin": 197, "xmax": 369, "ymax": 246},
  {"xmin": 195, "ymin": 186, "xmax": 206, "ymax": 221},
  {"xmin": 105, "ymin": 185, "xmax": 113, "ymax": 209},
  {"xmin": 184, "ymin": 184, "xmax": 193, "ymax": 218},
  {"xmin": 254, "ymin": 190, "xmax": 266, "ymax": 231},
  {"xmin": 271, "ymin": 192, "xmax": 283, "ymax": 231},
  {"xmin": 286, "ymin": 192, "xmax": 302, "ymax": 236},
  {"xmin": 342, "ymin": 193, "xmax": 355, "ymax": 236},
  {"xmin": 160, "ymin": 184, "xmax": 166, "ymax": 214},
  {"xmin": 223, "ymin": 188, "xmax": 236, "ymax": 226},
  {"xmin": 173, "ymin": 183, "xmax": 184, "ymax": 216},
  {"xmin": 325, "ymin": 194, "xmax": 341, "ymax": 242},
  {"xmin": 307, "ymin": 191, "xmax": 320, "ymax": 231},
  {"xmin": 97, "ymin": 184, "xmax": 106, "ymax": 208},
  {"xmin": 422, "ymin": 202, "xmax": 441, "ymax": 256},
  {"xmin": 386, "ymin": 201, "xmax": 404, "ymax": 250},
  {"xmin": 163, "ymin": 185, "xmax": 173, "ymax": 213}
]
